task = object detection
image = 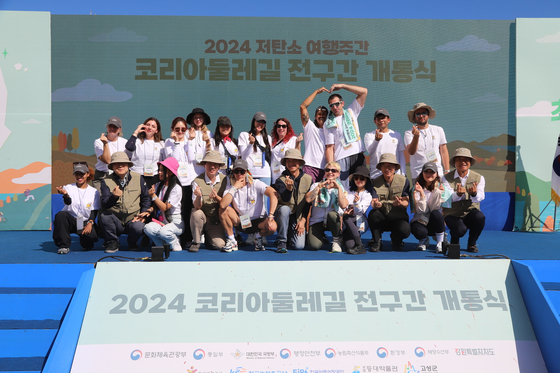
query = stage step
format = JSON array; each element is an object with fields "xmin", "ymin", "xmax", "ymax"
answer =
[{"xmin": 0, "ymin": 264, "xmax": 93, "ymax": 373}]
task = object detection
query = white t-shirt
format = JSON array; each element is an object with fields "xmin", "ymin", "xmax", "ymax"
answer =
[
  {"xmin": 404, "ymin": 124, "xmax": 447, "ymax": 179},
  {"xmin": 154, "ymin": 182, "xmax": 182, "ymax": 216},
  {"xmin": 94, "ymin": 137, "xmax": 129, "ymax": 173},
  {"xmin": 364, "ymin": 129, "xmax": 406, "ymax": 179},
  {"xmin": 188, "ymin": 130, "xmax": 214, "ymax": 176},
  {"xmin": 271, "ymin": 136, "xmax": 297, "ymax": 183},
  {"xmin": 62, "ymin": 184, "xmax": 100, "ymax": 220},
  {"xmin": 341, "ymin": 189, "xmax": 373, "ymax": 232},
  {"xmin": 238, "ymin": 132, "xmax": 272, "ymax": 179},
  {"xmin": 324, "ymin": 99, "xmax": 365, "ymax": 161},
  {"xmin": 214, "ymin": 138, "xmax": 239, "ymax": 175},
  {"xmin": 303, "ymin": 120, "xmax": 326, "ymax": 169},
  {"xmin": 226, "ymin": 179, "xmax": 269, "ymax": 220},
  {"xmin": 129, "ymin": 138, "xmax": 165, "ymax": 175},
  {"xmin": 164, "ymin": 138, "xmax": 196, "ymax": 186}
]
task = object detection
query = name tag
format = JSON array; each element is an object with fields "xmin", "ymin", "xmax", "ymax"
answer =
[
  {"xmin": 76, "ymin": 216, "xmax": 84, "ymax": 230},
  {"xmin": 254, "ymin": 154, "xmax": 263, "ymax": 167},
  {"xmin": 196, "ymin": 151, "xmax": 204, "ymax": 163},
  {"xmin": 272, "ymin": 160, "xmax": 282, "ymax": 174},
  {"xmin": 178, "ymin": 163, "xmax": 188, "ymax": 177},
  {"xmin": 240, "ymin": 214, "xmax": 252, "ymax": 229},
  {"xmin": 356, "ymin": 215, "xmax": 365, "ymax": 232},
  {"xmin": 426, "ymin": 149, "xmax": 438, "ymax": 162},
  {"xmin": 144, "ymin": 164, "xmax": 155, "ymax": 177}
]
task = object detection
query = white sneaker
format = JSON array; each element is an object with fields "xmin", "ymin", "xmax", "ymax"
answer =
[
  {"xmin": 416, "ymin": 237, "xmax": 429, "ymax": 251},
  {"xmin": 200, "ymin": 234, "xmax": 205, "ymax": 244},
  {"xmin": 245, "ymin": 233, "xmax": 255, "ymax": 245},
  {"xmin": 222, "ymin": 239, "xmax": 238, "ymax": 253},
  {"xmin": 171, "ymin": 241, "xmax": 182, "ymax": 251},
  {"xmin": 436, "ymin": 242, "xmax": 443, "ymax": 254},
  {"xmin": 331, "ymin": 239, "xmax": 342, "ymax": 253}
]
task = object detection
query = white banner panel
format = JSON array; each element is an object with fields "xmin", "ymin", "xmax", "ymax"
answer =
[{"xmin": 71, "ymin": 260, "xmax": 546, "ymax": 372}]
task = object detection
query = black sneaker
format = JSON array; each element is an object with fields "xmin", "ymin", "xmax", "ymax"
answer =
[
  {"xmin": 369, "ymin": 241, "xmax": 382, "ymax": 252},
  {"xmin": 105, "ymin": 240, "xmax": 119, "ymax": 253},
  {"xmin": 467, "ymin": 245, "xmax": 479, "ymax": 253},
  {"xmin": 276, "ymin": 242, "xmax": 288, "ymax": 254},
  {"xmin": 348, "ymin": 244, "xmax": 366, "ymax": 255}
]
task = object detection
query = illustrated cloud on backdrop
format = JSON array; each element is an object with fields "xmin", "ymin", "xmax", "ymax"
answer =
[
  {"xmin": 536, "ymin": 31, "xmax": 560, "ymax": 43},
  {"xmin": 12, "ymin": 167, "xmax": 52, "ymax": 184},
  {"xmin": 470, "ymin": 93, "xmax": 506, "ymax": 103},
  {"xmin": 516, "ymin": 101, "xmax": 554, "ymax": 117},
  {"xmin": 89, "ymin": 27, "xmax": 147, "ymax": 42},
  {"xmin": 436, "ymin": 35, "xmax": 501, "ymax": 52},
  {"xmin": 52, "ymin": 79, "xmax": 133, "ymax": 102}
]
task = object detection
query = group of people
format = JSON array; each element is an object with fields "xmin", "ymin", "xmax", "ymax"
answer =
[{"xmin": 52, "ymin": 83, "xmax": 485, "ymax": 255}]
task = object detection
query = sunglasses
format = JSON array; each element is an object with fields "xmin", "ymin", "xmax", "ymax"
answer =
[
  {"xmin": 174, "ymin": 128, "xmax": 187, "ymax": 133},
  {"xmin": 325, "ymin": 168, "xmax": 339, "ymax": 173},
  {"xmin": 233, "ymin": 169, "xmax": 246, "ymax": 175},
  {"xmin": 329, "ymin": 102, "xmax": 342, "ymax": 108},
  {"xmin": 415, "ymin": 112, "xmax": 428, "ymax": 118},
  {"xmin": 276, "ymin": 124, "xmax": 287, "ymax": 129},
  {"xmin": 353, "ymin": 175, "xmax": 367, "ymax": 181}
]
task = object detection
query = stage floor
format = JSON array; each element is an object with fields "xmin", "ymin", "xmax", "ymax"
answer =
[{"xmin": 0, "ymin": 230, "xmax": 558, "ymax": 264}]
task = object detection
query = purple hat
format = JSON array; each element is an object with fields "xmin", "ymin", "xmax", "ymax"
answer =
[{"xmin": 158, "ymin": 157, "xmax": 180, "ymax": 177}]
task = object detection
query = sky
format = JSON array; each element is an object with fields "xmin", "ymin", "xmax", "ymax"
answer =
[{"xmin": 1, "ymin": 0, "xmax": 559, "ymax": 20}]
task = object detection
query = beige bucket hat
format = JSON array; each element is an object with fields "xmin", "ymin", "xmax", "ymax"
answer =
[
  {"xmin": 108, "ymin": 151, "xmax": 133, "ymax": 170},
  {"xmin": 407, "ymin": 102, "xmax": 436, "ymax": 123},
  {"xmin": 200, "ymin": 150, "xmax": 226, "ymax": 166},
  {"xmin": 281, "ymin": 148, "xmax": 306, "ymax": 166},
  {"xmin": 451, "ymin": 148, "xmax": 476, "ymax": 165},
  {"xmin": 376, "ymin": 153, "xmax": 401, "ymax": 170}
]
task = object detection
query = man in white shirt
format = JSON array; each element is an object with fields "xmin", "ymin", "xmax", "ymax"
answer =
[
  {"xmin": 219, "ymin": 159, "xmax": 278, "ymax": 252},
  {"xmin": 364, "ymin": 108, "xmax": 406, "ymax": 179},
  {"xmin": 404, "ymin": 103, "xmax": 450, "ymax": 179},
  {"xmin": 324, "ymin": 83, "xmax": 368, "ymax": 189}
]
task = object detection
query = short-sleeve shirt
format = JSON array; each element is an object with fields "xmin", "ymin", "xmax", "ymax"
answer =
[
  {"xmin": 62, "ymin": 184, "xmax": 100, "ymax": 219},
  {"xmin": 94, "ymin": 137, "xmax": 129, "ymax": 172},
  {"xmin": 303, "ymin": 120, "xmax": 326, "ymax": 169},
  {"xmin": 404, "ymin": 124, "xmax": 447, "ymax": 179},
  {"xmin": 226, "ymin": 179, "xmax": 269, "ymax": 220},
  {"xmin": 324, "ymin": 99, "xmax": 365, "ymax": 161}
]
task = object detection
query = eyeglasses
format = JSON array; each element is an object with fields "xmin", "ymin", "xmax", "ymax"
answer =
[
  {"xmin": 276, "ymin": 125, "xmax": 287, "ymax": 129},
  {"xmin": 233, "ymin": 169, "xmax": 246, "ymax": 175},
  {"xmin": 256, "ymin": 120, "xmax": 266, "ymax": 125},
  {"xmin": 415, "ymin": 112, "xmax": 428, "ymax": 118},
  {"xmin": 325, "ymin": 168, "xmax": 339, "ymax": 173},
  {"xmin": 353, "ymin": 175, "xmax": 367, "ymax": 181},
  {"xmin": 174, "ymin": 128, "xmax": 187, "ymax": 133},
  {"xmin": 329, "ymin": 102, "xmax": 342, "ymax": 108}
]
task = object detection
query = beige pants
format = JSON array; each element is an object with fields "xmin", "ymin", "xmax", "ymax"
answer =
[{"xmin": 190, "ymin": 209, "xmax": 226, "ymax": 249}]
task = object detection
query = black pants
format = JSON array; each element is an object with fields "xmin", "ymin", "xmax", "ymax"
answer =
[
  {"xmin": 53, "ymin": 211, "xmax": 98, "ymax": 249},
  {"xmin": 445, "ymin": 210, "xmax": 485, "ymax": 246},
  {"xmin": 342, "ymin": 214, "xmax": 364, "ymax": 249},
  {"xmin": 410, "ymin": 210, "xmax": 445, "ymax": 240},
  {"xmin": 367, "ymin": 209, "xmax": 410, "ymax": 244},
  {"xmin": 180, "ymin": 185, "xmax": 193, "ymax": 243}
]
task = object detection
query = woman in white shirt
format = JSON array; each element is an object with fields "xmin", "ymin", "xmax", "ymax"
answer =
[
  {"xmin": 270, "ymin": 118, "xmax": 302, "ymax": 183},
  {"xmin": 238, "ymin": 112, "xmax": 272, "ymax": 186},
  {"xmin": 186, "ymin": 108, "xmax": 213, "ymax": 176},
  {"xmin": 164, "ymin": 117, "xmax": 195, "ymax": 247},
  {"xmin": 93, "ymin": 116, "xmax": 129, "ymax": 190},
  {"xmin": 411, "ymin": 161, "xmax": 451, "ymax": 253},
  {"xmin": 144, "ymin": 157, "xmax": 184, "ymax": 252},
  {"xmin": 341, "ymin": 166, "xmax": 373, "ymax": 255},
  {"xmin": 125, "ymin": 117, "xmax": 165, "ymax": 188},
  {"xmin": 213, "ymin": 116, "xmax": 239, "ymax": 175},
  {"xmin": 305, "ymin": 161, "xmax": 349, "ymax": 253},
  {"xmin": 53, "ymin": 162, "xmax": 100, "ymax": 254}
]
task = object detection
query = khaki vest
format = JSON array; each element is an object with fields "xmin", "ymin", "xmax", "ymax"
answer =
[
  {"xmin": 277, "ymin": 172, "xmax": 313, "ymax": 222},
  {"xmin": 372, "ymin": 174, "xmax": 409, "ymax": 220},
  {"xmin": 103, "ymin": 172, "xmax": 144, "ymax": 224},
  {"xmin": 443, "ymin": 170, "xmax": 482, "ymax": 218},
  {"xmin": 194, "ymin": 173, "xmax": 227, "ymax": 224}
]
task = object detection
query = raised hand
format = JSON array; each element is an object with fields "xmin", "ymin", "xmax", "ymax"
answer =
[{"xmin": 375, "ymin": 129, "xmax": 383, "ymax": 141}]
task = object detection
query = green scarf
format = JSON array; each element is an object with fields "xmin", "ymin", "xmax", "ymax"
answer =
[
  {"xmin": 314, "ymin": 179, "xmax": 345, "ymax": 211},
  {"xmin": 324, "ymin": 108, "xmax": 359, "ymax": 147}
]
